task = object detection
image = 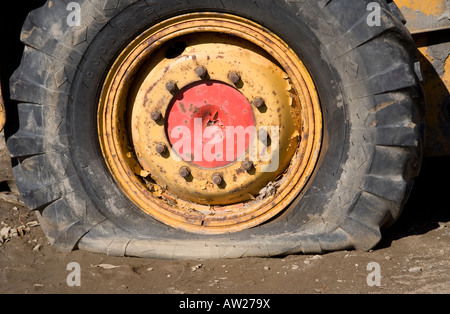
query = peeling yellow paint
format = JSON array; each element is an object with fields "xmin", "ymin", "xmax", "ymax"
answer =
[{"xmin": 394, "ymin": 0, "xmax": 447, "ymax": 17}]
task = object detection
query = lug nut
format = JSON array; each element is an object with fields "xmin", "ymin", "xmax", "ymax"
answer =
[
  {"xmin": 195, "ymin": 66, "xmax": 208, "ymax": 79},
  {"xmin": 156, "ymin": 143, "xmax": 168, "ymax": 155},
  {"xmin": 212, "ymin": 173, "xmax": 223, "ymax": 185},
  {"xmin": 241, "ymin": 161, "xmax": 254, "ymax": 172},
  {"xmin": 151, "ymin": 110, "xmax": 162, "ymax": 122},
  {"xmin": 228, "ymin": 72, "xmax": 241, "ymax": 85},
  {"xmin": 253, "ymin": 97, "xmax": 265, "ymax": 109},
  {"xmin": 166, "ymin": 81, "xmax": 178, "ymax": 93},
  {"xmin": 179, "ymin": 167, "xmax": 191, "ymax": 179}
]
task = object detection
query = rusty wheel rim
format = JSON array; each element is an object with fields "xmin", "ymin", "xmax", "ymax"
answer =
[{"xmin": 98, "ymin": 13, "xmax": 322, "ymax": 234}]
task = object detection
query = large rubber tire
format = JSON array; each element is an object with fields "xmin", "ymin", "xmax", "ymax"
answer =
[{"xmin": 8, "ymin": 0, "xmax": 423, "ymax": 259}]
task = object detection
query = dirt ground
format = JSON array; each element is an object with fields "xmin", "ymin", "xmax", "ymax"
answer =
[{"xmin": 0, "ymin": 157, "xmax": 449, "ymax": 295}]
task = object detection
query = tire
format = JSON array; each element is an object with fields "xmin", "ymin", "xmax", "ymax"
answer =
[{"xmin": 8, "ymin": 0, "xmax": 423, "ymax": 259}]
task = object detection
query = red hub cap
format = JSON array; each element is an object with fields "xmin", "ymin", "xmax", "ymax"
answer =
[{"xmin": 167, "ymin": 81, "xmax": 255, "ymax": 168}]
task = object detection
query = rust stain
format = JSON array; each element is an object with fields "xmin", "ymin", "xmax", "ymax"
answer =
[{"xmin": 370, "ymin": 100, "xmax": 396, "ymax": 113}]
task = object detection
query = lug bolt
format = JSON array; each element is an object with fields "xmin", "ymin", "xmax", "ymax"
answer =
[
  {"xmin": 156, "ymin": 143, "xmax": 168, "ymax": 155},
  {"xmin": 241, "ymin": 161, "xmax": 254, "ymax": 172},
  {"xmin": 151, "ymin": 110, "xmax": 162, "ymax": 122},
  {"xmin": 179, "ymin": 167, "xmax": 191, "ymax": 179},
  {"xmin": 195, "ymin": 66, "xmax": 208, "ymax": 79},
  {"xmin": 212, "ymin": 173, "xmax": 223, "ymax": 185},
  {"xmin": 166, "ymin": 80, "xmax": 178, "ymax": 93},
  {"xmin": 253, "ymin": 97, "xmax": 265, "ymax": 109},
  {"xmin": 228, "ymin": 72, "xmax": 241, "ymax": 85}
]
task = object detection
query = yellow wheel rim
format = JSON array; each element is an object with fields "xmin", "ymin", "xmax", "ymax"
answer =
[{"xmin": 98, "ymin": 13, "xmax": 323, "ymax": 234}]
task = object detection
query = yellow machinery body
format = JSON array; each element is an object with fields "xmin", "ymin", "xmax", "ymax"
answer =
[{"xmin": 395, "ymin": 0, "xmax": 450, "ymax": 157}]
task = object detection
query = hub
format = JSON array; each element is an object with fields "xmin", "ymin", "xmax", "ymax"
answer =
[{"xmin": 167, "ymin": 81, "xmax": 255, "ymax": 169}]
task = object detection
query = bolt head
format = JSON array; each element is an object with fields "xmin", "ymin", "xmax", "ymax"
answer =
[
  {"xmin": 195, "ymin": 66, "xmax": 208, "ymax": 79},
  {"xmin": 166, "ymin": 81, "xmax": 177, "ymax": 93},
  {"xmin": 241, "ymin": 161, "xmax": 254, "ymax": 172},
  {"xmin": 179, "ymin": 167, "xmax": 191, "ymax": 179},
  {"xmin": 228, "ymin": 72, "xmax": 241, "ymax": 85},
  {"xmin": 151, "ymin": 111, "xmax": 162, "ymax": 122},
  {"xmin": 156, "ymin": 143, "xmax": 168, "ymax": 155},
  {"xmin": 253, "ymin": 97, "xmax": 265, "ymax": 109},
  {"xmin": 212, "ymin": 173, "xmax": 223, "ymax": 185}
]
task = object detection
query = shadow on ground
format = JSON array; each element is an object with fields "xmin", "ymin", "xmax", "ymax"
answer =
[{"xmin": 378, "ymin": 156, "xmax": 450, "ymax": 248}]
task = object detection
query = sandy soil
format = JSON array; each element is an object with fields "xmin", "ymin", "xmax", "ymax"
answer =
[{"xmin": 0, "ymin": 158, "xmax": 449, "ymax": 295}]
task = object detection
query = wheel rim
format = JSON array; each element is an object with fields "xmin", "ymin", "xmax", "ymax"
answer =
[{"xmin": 98, "ymin": 13, "xmax": 323, "ymax": 234}]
